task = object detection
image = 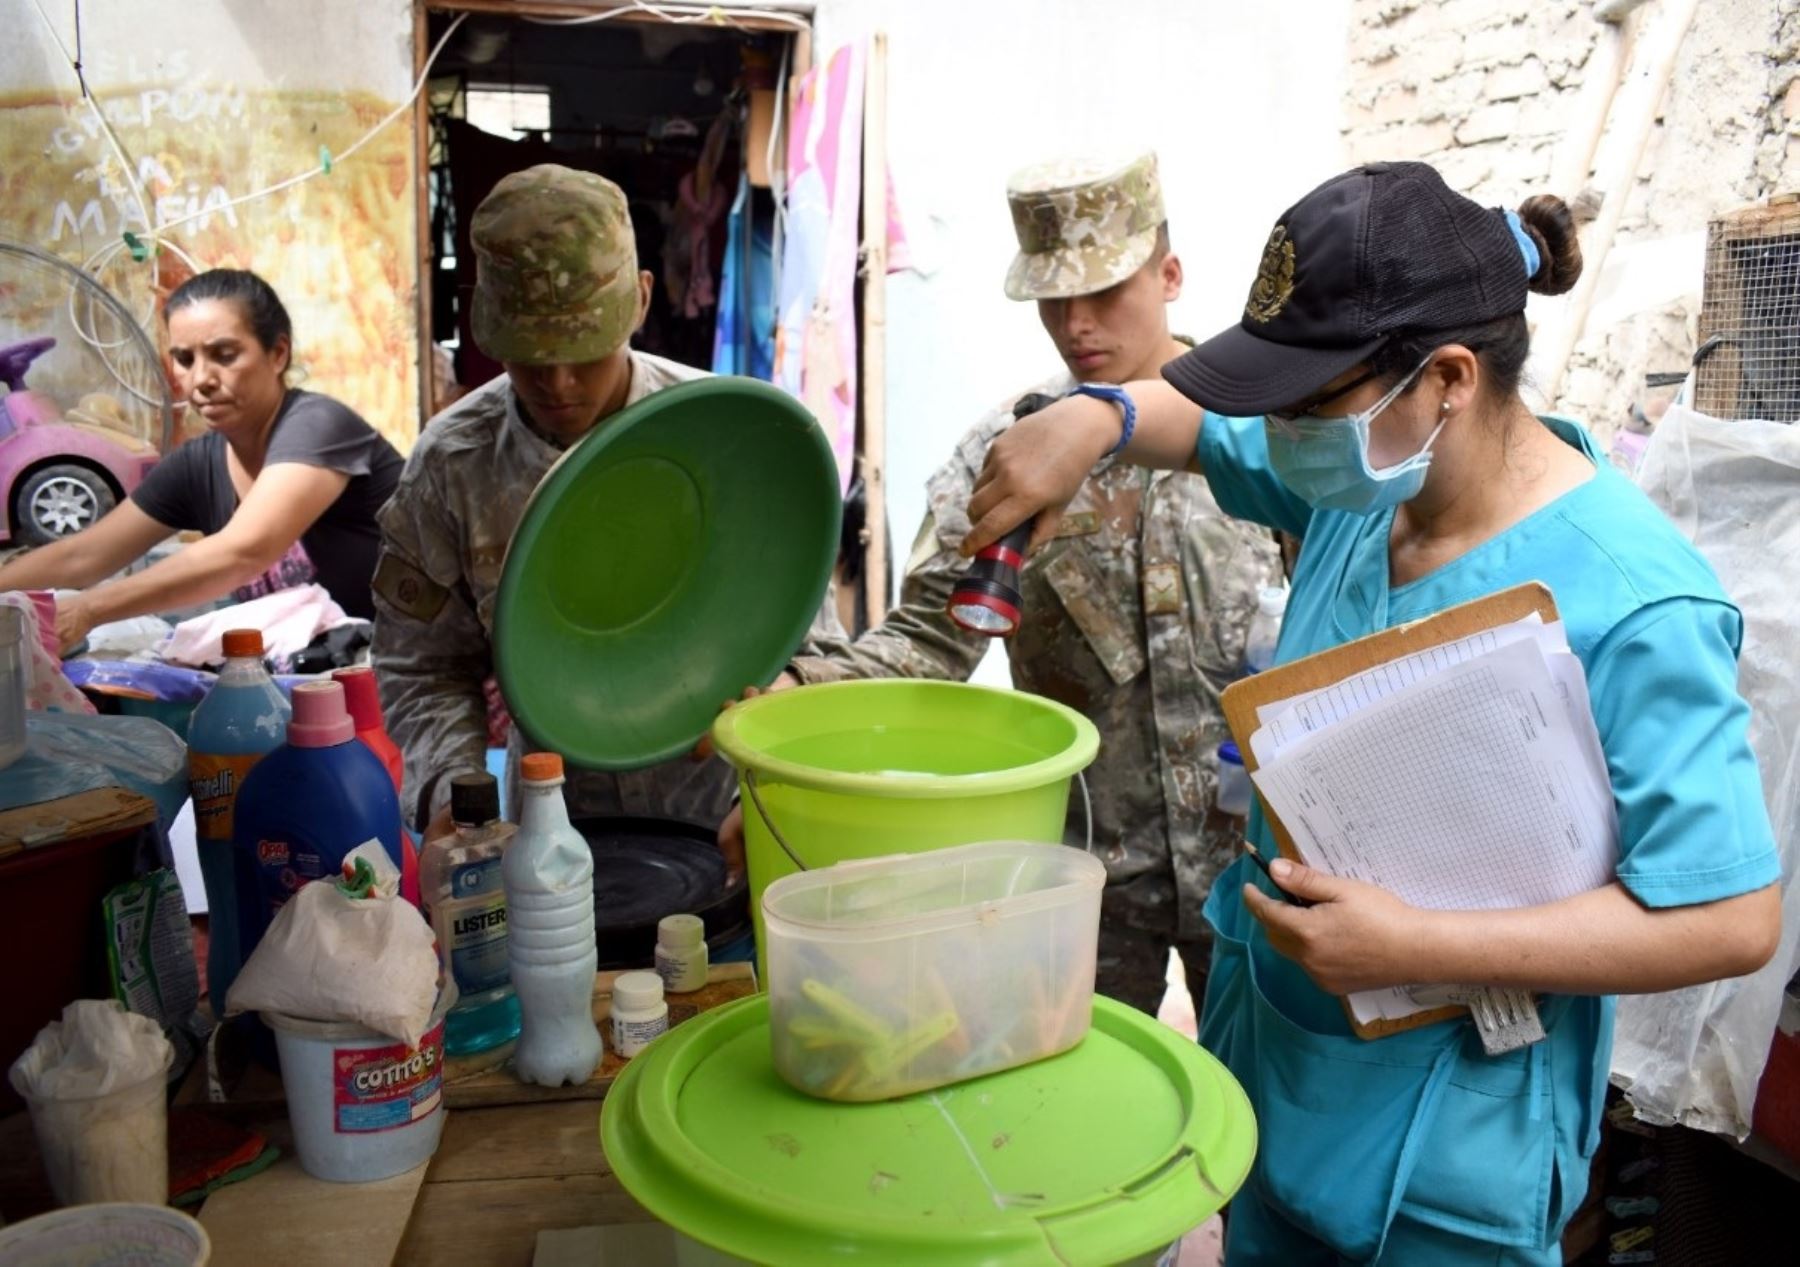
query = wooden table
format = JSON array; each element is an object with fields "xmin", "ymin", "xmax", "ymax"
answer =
[{"xmin": 192, "ymin": 964, "xmax": 756, "ymax": 1265}]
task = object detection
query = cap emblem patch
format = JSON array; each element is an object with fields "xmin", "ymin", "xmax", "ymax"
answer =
[{"xmin": 1245, "ymin": 225, "xmax": 1297, "ymax": 324}]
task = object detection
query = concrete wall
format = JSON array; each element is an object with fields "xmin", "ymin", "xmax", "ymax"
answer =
[
  {"xmin": 2, "ymin": 0, "xmax": 420, "ymax": 447},
  {"xmin": 1341, "ymin": 0, "xmax": 1800, "ymax": 436},
  {"xmin": 811, "ymin": 0, "xmax": 1354, "ymax": 679}
]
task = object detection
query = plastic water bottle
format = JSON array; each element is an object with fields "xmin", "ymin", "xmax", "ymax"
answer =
[
  {"xmin": 1243, "ymin": 585, "xmax": 1289, "ymax": 675},
  {"xmin": 332, "ymin": 666, "xmax": 420, "ymax": 907},
  {"xmin": 504, "ymin": 752, "xmax": 602, "ymax": 1087},
  {"xmin": 186, "ymin": 629, "xmax": 290, "ymax": 1014},
  {"xmin": 231, "ymin": 680, "xmax": 405, "ymax": 965},
  {"xmin": 422, "ymin": 773, "xmax": 521, "ymax": 1057}
]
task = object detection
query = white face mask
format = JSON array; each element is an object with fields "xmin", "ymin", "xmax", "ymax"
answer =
[{"xmin": 1265, "ymin": 358, "xmax": 1444, "ymax": 515}]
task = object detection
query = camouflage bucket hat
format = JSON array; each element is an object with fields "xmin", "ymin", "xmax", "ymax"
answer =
[
  {"xmin": 1004, "ymin": 152, "xmax": 1166, "ymax": 301},
  {"xmin": 470, "ymin": 164, "xmax": 640, "ymax": 365}
]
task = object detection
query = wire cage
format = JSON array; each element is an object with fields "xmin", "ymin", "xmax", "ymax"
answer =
[{"xmin": 1694, "ymin": 193, "xmax": 1800, "ymax": 423}]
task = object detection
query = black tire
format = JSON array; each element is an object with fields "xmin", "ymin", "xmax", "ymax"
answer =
[{"xmin": 14, "ymin": 463, "xmax": 116, "ymax": 546}]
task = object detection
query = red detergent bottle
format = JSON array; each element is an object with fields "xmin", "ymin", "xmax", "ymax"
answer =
[
  {"xmin": 332, "ymin": 665, "xmax": 419, "ymax": 906},
  {"xmin": 231, "ymin": 680, "xmax": 405, "ymax": 968}
]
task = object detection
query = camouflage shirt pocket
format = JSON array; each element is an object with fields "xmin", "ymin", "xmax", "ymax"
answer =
[{"xmin": 1041, "ymin": 548, "xmax": 1147, "ymax": 687}]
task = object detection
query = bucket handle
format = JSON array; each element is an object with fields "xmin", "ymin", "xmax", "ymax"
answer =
[
  {"xmin": 743, "ymin": 768, "xmax": 1096, "ymax": 873},
  {"xmin": 744, "ymin": 768, "xmax": 812, "ymax": 871}
]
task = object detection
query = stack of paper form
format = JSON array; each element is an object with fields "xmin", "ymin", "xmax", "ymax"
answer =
[{"xmin": 1246, "ymin": 614, "xmax": 1620, "ymax": 1031}]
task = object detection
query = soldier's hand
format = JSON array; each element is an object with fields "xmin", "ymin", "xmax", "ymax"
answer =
[
  {"xmin": 689, "ymin": 673, "xmax": 799, "ymax": 762},
  {"xmin": 716, "ymin": 803, "xmax": 746, "ymax": 883},
  {"xmin": 964, "ymin": 394, "xmax": 1120, "ymax": 556}
]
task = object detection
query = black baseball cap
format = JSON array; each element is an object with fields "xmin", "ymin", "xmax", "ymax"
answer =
[{"xmin": 1164, "ymin": 161, "xmax": 1535, "ymax": 415}]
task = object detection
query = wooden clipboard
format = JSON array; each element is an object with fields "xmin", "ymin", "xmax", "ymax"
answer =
[{"xmin": 1219, "ymin": 581, "xmax": 1561, "ymax": 1039}]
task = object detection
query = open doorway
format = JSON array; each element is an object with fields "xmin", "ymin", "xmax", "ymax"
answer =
[{"xmin": 418, "ymin": 6, "xmax": 802, "ymax": 408}]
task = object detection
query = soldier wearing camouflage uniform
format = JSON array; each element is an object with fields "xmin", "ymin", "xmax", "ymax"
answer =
[
  {"xmin": 787, "ymin": 154, "xmax": 1283, "ymax": 1014},
  {"xmin": 373, "ymin": 164, "xmax": 845, "ymax": 843}
]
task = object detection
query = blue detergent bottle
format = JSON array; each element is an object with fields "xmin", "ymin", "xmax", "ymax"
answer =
[
  {"xmin": 231, "ymin": 679, "xmax": 405, "ymax": 969},
  {"xmin": 186, "ymin": 628, "xmax": 290, "ymax": 1016}
]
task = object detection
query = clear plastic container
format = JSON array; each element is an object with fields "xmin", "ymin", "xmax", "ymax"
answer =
[
  {"xmin": 762, "ymin": 840, "xmax": 1106, "ymax": 1102},
  {"xmin": 15, "ymin": 1043, "xmax": 173, "ymax": 1207}
]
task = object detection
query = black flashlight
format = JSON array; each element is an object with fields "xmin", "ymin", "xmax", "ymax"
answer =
[{"xmin": 947, "ymin": 393, "xmax": 1057, "ymax": 638}]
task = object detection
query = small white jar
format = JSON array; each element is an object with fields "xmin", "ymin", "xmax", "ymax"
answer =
[
  {"xmin": 610, "ymin": 971, "xmax": 669, "ymax": 1059},
  {"xmin": 1216, "ymin": 741, "xmax": 1253, "ymax": 819},
  {"xmin": 654, "ymin": 914, "xmax": 709, "ymax": 994}
]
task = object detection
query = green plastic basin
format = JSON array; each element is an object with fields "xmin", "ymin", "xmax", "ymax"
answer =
[
  {"xmin": 495, "ymin": 377, "xmax": 840, "ymax": 771},
  {"xmin": 600, "ymin": 993, "xmax": 1256, "ymax": 1266}
]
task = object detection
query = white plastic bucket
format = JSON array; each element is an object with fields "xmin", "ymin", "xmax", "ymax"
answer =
[
  {"xmin": 263, "ymin": 983, "xmax": 456, "ymax": 1183},
  {"xmin": 0, "ymin": 1203, "xmax": 210, "ymax": 1266}
]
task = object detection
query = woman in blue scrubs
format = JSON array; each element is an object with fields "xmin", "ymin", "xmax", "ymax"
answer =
[{"xmin": 962, "ymin": 162, "xmax": 1783, "ymax": 1264}]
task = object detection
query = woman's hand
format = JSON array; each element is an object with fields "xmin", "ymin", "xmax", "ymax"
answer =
[
  {"xmin": 53, "ymin": 593, "xmax": 97, "ymax": 655},
  {"xmin": 1243, "ymin": 857, "xmax": 1423, "ymax": 995},
  {"xmin": 963, "ymin": 394, "xmax": 1123, "ymax": 555}
]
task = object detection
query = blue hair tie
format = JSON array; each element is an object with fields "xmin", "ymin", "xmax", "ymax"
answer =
[{"xmin": 1504, "ymin": 208, "xmax": 1542, "ymax": 281}]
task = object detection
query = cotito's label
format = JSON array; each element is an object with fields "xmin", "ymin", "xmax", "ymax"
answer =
[
  {"xmin": 425, "ymin": 857, "xmax": 510, "ymax": 994},
  {"xmin": 189, "ymin": 753, "xmax": 261, "ymax": 842},
  {"xmin": 332, "ymin": 1019, "xmax": 445, "ymax": 1134}
]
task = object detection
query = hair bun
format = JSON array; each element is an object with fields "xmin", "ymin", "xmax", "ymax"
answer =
[{"xmin": 1517, "ymin": 194, "xmax": 1582, "ymax": 296}]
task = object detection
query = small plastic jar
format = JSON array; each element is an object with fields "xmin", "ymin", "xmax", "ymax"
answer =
[
  {"xmin": 610, "ymin": 971, "xmax": 670, "ymax": 1059},
  {"xmin": 1216, "ymin": 741, "xmax": 1252, "ymax": 819},
  {"xmin": 654, "ymin": 914, "xmax": 709, "ymax": 994}
]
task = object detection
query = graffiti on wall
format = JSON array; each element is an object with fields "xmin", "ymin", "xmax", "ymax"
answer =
[{"xmin": 0, "ymin": 50, "xmax": 420, "ymax": 449}]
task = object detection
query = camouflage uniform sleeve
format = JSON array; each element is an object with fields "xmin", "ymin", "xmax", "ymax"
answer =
[
  {"xmin": 371, "ymin": 455, "xmax": 492, "ymax": 832},
  {"xmin": 791, "ymin": 578, "xmax": 853, "ymax": 665},
  {"xmin": 788, "ymin": 448, "xmax": 989, "ymax": 686}
]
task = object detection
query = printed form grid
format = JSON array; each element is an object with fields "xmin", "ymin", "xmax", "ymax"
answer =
[{"xmin": 1292, "ymin": 664, "xmax": 1557, "ymax": 911}]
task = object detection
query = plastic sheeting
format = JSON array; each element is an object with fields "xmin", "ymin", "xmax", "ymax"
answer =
[
  {"xmin": 0, "ymin": 713, "xmax": 189, "ymax": 830},
  {"xmin": 1619, "ymin": 404, "xmax": 1800, "ymax": 1138}
]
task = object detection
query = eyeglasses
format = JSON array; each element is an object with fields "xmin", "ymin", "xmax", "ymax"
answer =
[{"xmin": 1267, "ymin": 369, "xmax": 1382, "ymax": 427}]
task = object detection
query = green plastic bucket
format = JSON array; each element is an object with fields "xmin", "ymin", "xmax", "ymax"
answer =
[
  {"xmin": 709, "ymin": 681, "xmax": 1099, "ymax": 972},
  {"xmin": 600, "ymin": 993, "xmax": 1256, "ymax": 1265}
]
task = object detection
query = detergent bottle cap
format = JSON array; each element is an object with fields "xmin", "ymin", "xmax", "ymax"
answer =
[{"xmin": 287, "ymin": 681, "xmax": 354, "ymax": 747}]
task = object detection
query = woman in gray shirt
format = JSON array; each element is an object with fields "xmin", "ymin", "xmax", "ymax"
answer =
[{"xmin": 0, "ymin": 269, "xmax": 401, "ymax": 649}]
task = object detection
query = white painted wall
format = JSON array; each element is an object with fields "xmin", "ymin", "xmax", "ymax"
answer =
[{"xmin": 811, "ymin": 0, "xmax": 1354, "ymax": 683}]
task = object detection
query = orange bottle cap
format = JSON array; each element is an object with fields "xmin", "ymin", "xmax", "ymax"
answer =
[
  {"xmin": 221, "ymin": 629, "xmax": 264, "ymax": 658},
  {"xmin": 520, "ymin": 752, "xmax": 564, "ymax": 782}
]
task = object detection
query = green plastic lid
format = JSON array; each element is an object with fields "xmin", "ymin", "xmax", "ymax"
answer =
[
  {"xmin": 495, "ymin": 378, "xmax": 840, "ymax": 771},
  {"xmin": 600, "ymin": 995, "xmax": 1256, "ymax": 1266}
]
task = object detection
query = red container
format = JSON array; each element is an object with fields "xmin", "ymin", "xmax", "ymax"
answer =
[{"xmin": 332, "ymin": 667, "xmax": 418, "ymax": 906}]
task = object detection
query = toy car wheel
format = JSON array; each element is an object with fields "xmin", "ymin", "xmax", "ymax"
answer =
[{"xmin": 15, "ymin": 463, "xmax": 115, "ymax": 545}]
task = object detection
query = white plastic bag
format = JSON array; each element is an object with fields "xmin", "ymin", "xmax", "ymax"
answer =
[
  {"xmin": 8, "ymin": 1000, "xmax": 174, "ymax": 1206},
  {"xmin": 226, "ymin": 843, "xmax": 440, "ymax": 1046},
  {"xmin": 1619, "ymin": 404, "xmax": 1800, "ymax": 1138}
]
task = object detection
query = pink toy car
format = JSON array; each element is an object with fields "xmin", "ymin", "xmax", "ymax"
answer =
[{"xmin": 0, "ymin": 337, "xmax": 161, "ymax": 546}]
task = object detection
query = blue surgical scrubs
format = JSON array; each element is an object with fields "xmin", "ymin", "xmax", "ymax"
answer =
[{"xmin": 1194, "ymin": 413, "xmax": 1779, "ymax": 1265}]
